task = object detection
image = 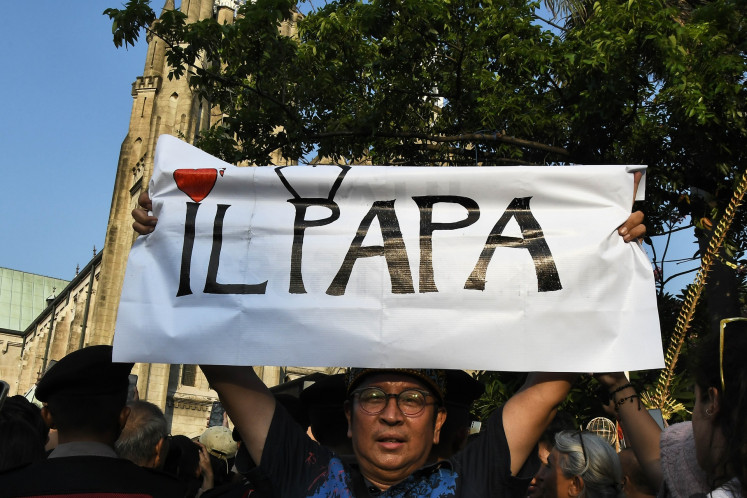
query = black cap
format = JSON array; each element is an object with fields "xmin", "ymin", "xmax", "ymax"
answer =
[
  {"xmin": 35, "ymin": 345, "xmax": 134, "ymax": 402},
  {"xmin": 300, "ymin": 373, "xmax": 346, "ymax": 408},
  {"xmin": 345, "ymin": 368, "xmax": 448, "ymax": 403},
  {"xmin": 443, "ymin": 370, "xmax": 484, "ymax": 408}
]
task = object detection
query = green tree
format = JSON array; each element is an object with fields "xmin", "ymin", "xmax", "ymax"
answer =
[
  {"xmin": 106, "ymin": 0, "xmax": 746, "ymax": 420},
  {"xmin": 106, "ymin": 0, "xmax": 572, "ymax": 166},
  {"xmin": 105, "ymin": 0, "xmax": 745, "ymax": 240},
  {"xmin": 555, "ymin": 0, "xmax": 746, "ymax": 327}
]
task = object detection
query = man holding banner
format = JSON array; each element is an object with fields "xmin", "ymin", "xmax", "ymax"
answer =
[
  {"xmin": 124, "ymin": 136, "xmax": 654, "ymax": 497},
  {"xmin": 198, "ymin": 365, "xmax": 580, "ymax": 497}
]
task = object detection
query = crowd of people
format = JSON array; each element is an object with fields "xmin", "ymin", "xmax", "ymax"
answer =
[{"xmin": 0, "ymin": 318, "xmax": 744, "ymax": 498}]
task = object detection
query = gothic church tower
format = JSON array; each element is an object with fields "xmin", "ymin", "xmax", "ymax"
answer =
[
  {"xmin": 78, "ymin": 0, "xmax": 315, "ymax": 435},
  {"xmin": 91, "ymin": 0, "xmax": 237, "ymax": 348},
  {"xmin": 87, "ymin": 1, "xmax": 251, "ymax": 434}
]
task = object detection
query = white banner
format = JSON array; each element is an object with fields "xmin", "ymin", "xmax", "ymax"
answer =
[{"xmin": 113, "ymin": 135, "xmax": 662, "ymax": 372}]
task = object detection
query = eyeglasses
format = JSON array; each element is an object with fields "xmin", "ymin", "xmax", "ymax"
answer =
[
  {"xmin": 719, "ymin": 317, "xmax": 747, "ymax": 393},
  {"xmin": 351, "ymin": 387, "xmax": 434, "ymax": 417}
]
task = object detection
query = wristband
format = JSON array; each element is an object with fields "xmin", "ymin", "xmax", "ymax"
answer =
[
  {"xmin": 614, "ymin": 393, "xmax": 639, "ymax": 411},
  {"xmin": 609, "ymin": 383, "xmax": 633, "ymax": 396}
]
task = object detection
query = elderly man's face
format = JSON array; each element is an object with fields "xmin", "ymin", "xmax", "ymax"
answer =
[{"xmin": 345, "ymin": 373, "xmax": 447, "ymax": 491}]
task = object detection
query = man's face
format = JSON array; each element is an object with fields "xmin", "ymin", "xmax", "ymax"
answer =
[
  {"xmin": 344, "ymin": 373, "xmax": 447, "ymax": 490},
  {"xmin": 534, "ymin": 448, "xmax": 576, "ymax": 498},
  {"xmin": 618, "ymin": 451, "xmax": 634, "ymax": 496},
  {"xmin": 527, "ymin": 441, "xmax": 552, "ymax": 498}
]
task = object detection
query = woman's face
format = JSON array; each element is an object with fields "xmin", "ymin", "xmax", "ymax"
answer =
[
  {"xmin": 692, "ymin": 384, "xmax": 716, "ymax": 472},
  {"xmin": 535, "ymin": 448, "xmax": 576, "ymax": 498}
]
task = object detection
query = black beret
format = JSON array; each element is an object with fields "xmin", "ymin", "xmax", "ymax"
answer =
[
  {"xmin": 300, "ymin": 373, "xmax": 346, "ymax": 408},
  {"xmin": 346, "ymin": 368, "xmax": 447, "ymax": 403},
  {"xmin": 35, "ymin": 345, "xmax": 134, "ymax": 402},
  {"xmin": 443, "ymin": 370, "xmax": 484, "ymax": 409}
]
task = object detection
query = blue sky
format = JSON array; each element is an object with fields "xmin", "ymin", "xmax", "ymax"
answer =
[
  {"xmin": 0, "ymin": 1, "xmax": 699, "ymax": 294},
  {"xmin": 0, "ymin": 2, "xmax": 146, "ymax": 280}
]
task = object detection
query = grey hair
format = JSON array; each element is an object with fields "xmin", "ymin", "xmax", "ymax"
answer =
[
  {"xmin": 115, "ymin": 400, "xmax": 168, "ymax": 466},
  {"xmin": 554, "ymin": 430, "xmax": 624, "ymax": 498}
]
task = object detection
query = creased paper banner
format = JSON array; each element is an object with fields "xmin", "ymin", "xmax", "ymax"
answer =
[{"xmin": 113, "ymin": 135, "xmax": 662, "ymax": 372}]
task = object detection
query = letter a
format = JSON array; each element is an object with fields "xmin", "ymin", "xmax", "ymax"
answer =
[
  {"xmin": 465, "ymin": 197, "xmax": 561, "ymax": 292},
  {"xmin": 327, "ymin": 200, "xmax": 414, "ymax": 296}
]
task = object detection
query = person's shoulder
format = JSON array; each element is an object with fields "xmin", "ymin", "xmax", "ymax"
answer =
[
  {"xmin": 0, "ymin": 458, "xmax": 61, "ymax": 496},
  {"xmin": 0, "ymin": 456, "xmax": 186, "ymax": 497},
  {"xmin": 707, "ymin": 479, "xmax": 744, "ymax": 498},
  {"xmin": 0, "ymin": 458, "xmax": 47, "ymax": 482},
  {"xmin": 106, "ymin": 458, "xmax": 188, "ymax": 494}
]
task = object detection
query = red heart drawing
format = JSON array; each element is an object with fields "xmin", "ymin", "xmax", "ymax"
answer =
[{"xmin": 173, "ymin": 169, "xmax": 218, "ymax": 203}]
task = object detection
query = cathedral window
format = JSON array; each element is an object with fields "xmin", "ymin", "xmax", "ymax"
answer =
[{"xmin": 181, "ymin": 364, "xmax": 197, "ymax": 386}]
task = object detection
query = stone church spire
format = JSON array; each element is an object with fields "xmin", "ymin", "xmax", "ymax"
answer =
[
  {"xmin": 71, "ymin": 0, "xmax": 303, "ymax": 432},
  {"xmin": 141, "ymin": 0, "xmax": 174, "ymax": 78},
  {"xmin": 91, "ymin": 0, "xmax": 297, "ymax": 348},
  {"xmin": 89, "ymin": 0, "xmax": 217, "ymax": 346},
  {"xmin": 86, "ymin": 0, "xmax": 226, "ymax": 413}
]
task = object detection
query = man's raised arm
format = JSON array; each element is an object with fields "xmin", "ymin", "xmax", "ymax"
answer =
[
  {"xmin": 200, "ymin": 365, "xmax": 276, "ymax": 466},
  {"xmin": 503, "ymin": 372, "xmax": 576, "ymax": 476}
]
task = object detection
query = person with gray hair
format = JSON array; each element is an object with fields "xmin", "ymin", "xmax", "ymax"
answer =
[
  {"xmin": 115, "ymin": 400, "xmax": 169, "ymax": 470},
  {"xmin": 534, "ymin": 430, "xmax": 623, "ymax": 498}
]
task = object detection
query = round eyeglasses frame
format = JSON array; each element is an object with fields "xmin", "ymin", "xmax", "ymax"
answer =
[{"xmin": 351, "ymin": 386, "xmax": 435, "ymax": 417}]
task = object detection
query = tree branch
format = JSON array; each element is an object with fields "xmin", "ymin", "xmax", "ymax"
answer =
[
  {"xmin": 310, "ymin": 130, "xmax": 569, "ymax": 156},
  {"xmin": 660, "ymin": 267, "xmax": 699, "ymax": 288},
  {"xmin": 657, "ymin": 223, "xmax": 695, "ymax": 235},
  {"xmin": 532, "ymin": 13, "xmax": 567, "ymax": 33}
]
